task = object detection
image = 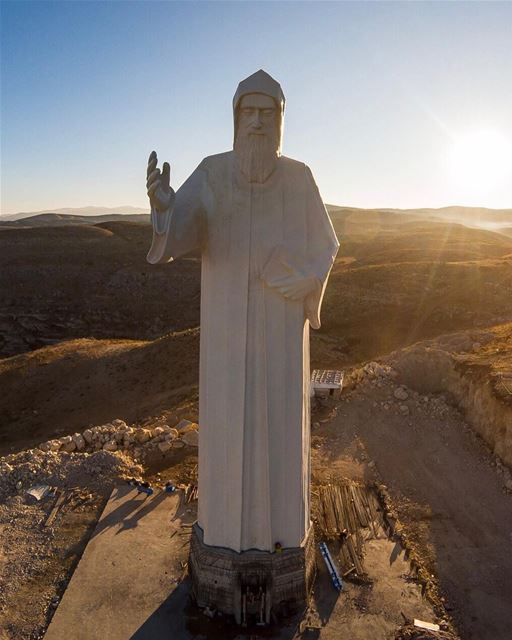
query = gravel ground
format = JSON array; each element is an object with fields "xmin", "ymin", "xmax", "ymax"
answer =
[{"xmin": 0, "ymin": 449, "xmax": 143, "ymax": 639}]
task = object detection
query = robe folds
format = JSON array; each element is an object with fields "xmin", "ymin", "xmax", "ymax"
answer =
[{"xmin": 147, "ymin": 151, "xmax": 339, "ymax": 552}]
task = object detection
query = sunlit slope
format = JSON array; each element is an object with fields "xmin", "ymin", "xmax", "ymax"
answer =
[
  {"xmin": 329, "ymin": 209, "xmax": 512, "ymax": 266},
  {"xmin": 317, "ymin": 210, "xmax": 512, "ymax": 362},
  {"xmin": 322, "ymin": 256, "xmax": 512, "ymax": 363}
]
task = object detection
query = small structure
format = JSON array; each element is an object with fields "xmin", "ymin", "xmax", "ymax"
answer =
[{"xmin": 310, "ymin": 369, "xmax": 344, "ymax": 399}]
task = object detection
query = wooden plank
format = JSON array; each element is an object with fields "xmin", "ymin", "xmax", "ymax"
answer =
[
  {"xmin": 358, "ymin": 486, "xmax": 379, "ymax": 537},
  {"xmin": 44, "ymin": 490, "xmax": 66, "ymax": 527},
  {"xmin": 343, "ymin": 484, "xmax": 357, "ymax": 533},
  {"xmin": 350, "ymin": 484, "xmax": 368, "ymax": 528},
  {"xmin": 346, "ymin": 534, "xmax": 365, "ymax": 575}
]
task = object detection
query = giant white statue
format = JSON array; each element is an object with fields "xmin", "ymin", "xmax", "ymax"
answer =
[{"xmin": 146, "ymin": 70, "xmax": 338, "ymax": 558}]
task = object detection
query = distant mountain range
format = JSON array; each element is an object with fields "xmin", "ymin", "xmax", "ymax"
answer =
[
  {"xmin": 0, "ymin": 206, "xmax": 149, "ymax": 222},
  {"xmin": 1, "ymin": 204, "xmax": 511, "ymax": 231},
  {"xmin": 327, "ymin": 205, "xmax": 512, "ymax": 228}
]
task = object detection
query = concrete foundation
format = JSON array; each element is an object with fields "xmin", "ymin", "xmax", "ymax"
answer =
[{"xmin": 188, "ymin": 523, "xmax": 316, "ymax": 624}]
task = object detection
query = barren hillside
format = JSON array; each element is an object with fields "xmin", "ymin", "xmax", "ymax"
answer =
[
  {"xmin": 0, "ymin": 330, "xmax": 199, "ymax": 455},
  {"xmin": 1, "ymin": 210, "xmax": 512, "ymax": 450}
]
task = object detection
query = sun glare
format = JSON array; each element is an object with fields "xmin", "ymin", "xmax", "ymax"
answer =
[{"xmin": 447, "ymin": 129, "xmax": 512, "ymax": 194}]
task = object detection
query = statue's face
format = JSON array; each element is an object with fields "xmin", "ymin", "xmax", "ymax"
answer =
[
  {"xmin": 234, "ymin": 93, "xmax": 280, "ymax": 183},
  {"xmin": 237, "ymin": 93, "xmax": 277, "ymax": 140}
]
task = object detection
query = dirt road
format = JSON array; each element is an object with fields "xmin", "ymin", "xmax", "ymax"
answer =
[{"xmin": 314, "ymin": 378, "xmax": 512, "ymax": 640}]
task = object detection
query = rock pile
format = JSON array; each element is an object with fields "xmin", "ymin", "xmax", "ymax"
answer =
[
  {"xmin": 0, "ymin": 449, "xmax": 143, "ymax": 502},
  {"xmin": 37, "ymin": 417, "xmax": 199, "ymax": 459},
  {"xmin": 347, "ymin": 361, "xmax": 397, "ymax": 388},
  {"xmin": 346, "ymin": 358, "xmax": 458, "ymax": 421},
  {"xmin": 0, "ymin": 417, "xmax": 200, "ymax": 501}
]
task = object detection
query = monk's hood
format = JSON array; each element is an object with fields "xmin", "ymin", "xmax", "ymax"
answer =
[{"xmin": 232, "ymin": 69, "xmax": 285, "ymax": 153}]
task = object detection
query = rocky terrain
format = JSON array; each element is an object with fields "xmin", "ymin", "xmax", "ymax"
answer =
[
  {"xmin": 3, "ymin": 344, "xmax": 511, "ymax": 638},
  {"xmin": 0, "ymin": 413, "xmax": 201, "ymax": 640},
  {"xmin": 0, "ymin": 207, "xmax": 511, "ymax": 638},
  {"xmin": 313, "ymin": 344, "xmax": 512, "ymax": 640},
  {"xmin": 0, "ymin": 221, "xmax": 199, "ymax": 358},
  {"xmin": 0, "ymin": 418, "xmax": 199, "ymax": 502}
]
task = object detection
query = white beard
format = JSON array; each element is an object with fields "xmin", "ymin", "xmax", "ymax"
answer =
[{"xmin": 234, "ymin": 133, "xmax": 279, "ymax": 184}]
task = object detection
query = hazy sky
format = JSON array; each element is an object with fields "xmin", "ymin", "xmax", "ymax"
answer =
[{"xmin": 1, "ymin": 1, "xmax": 511, "ymax": 215}]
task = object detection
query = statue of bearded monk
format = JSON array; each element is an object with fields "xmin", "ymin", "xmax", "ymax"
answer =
[{"xmin": 146, "ymin": 70, "xmax": 339, "ymax": 553}]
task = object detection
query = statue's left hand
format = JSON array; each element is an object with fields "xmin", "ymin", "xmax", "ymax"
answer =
[{"xmin": 268, "ymin": 274, "xmax": 320, "ymax": 301}]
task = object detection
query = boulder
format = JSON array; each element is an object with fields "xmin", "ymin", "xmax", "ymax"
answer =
[
  {"xmin": 152, "ymin": 426, "xmax": 165, "ymax": 438},
  {"xmin": 124, "ymin": 433, "xmax": 135, "ymax": 446},
  {"xmin": 394, "ymin": 387, "xmax": 409, "ymax": 401},
  {"xmin": 135, "ymin": 429, "xmax": 151, "ymax": 444},
  {"xmin": 164, "ymin": 428, "xmax": 179, "ymax": 441},
  {"xmin": 83, "ymin": 429, "xmax": 94, "ymax": 444},
  {"xmin": 103, "ymin": 441, "xmax": 118, "ymax": 452},
  {"xmin": 171, "ymin": 439, "xmax": 185, "ymax": 449},
  {"xmin": 73, "ymin": 433, "xmax": 86, "ymax": 451},
  {"xmin": 182, "ymin": 431, "xmax": 199, "ymax": 447},
  {"xmin": 61, "ymin": 440, "xmax": 77, "ymax": 453},
  {"xmin": 111, "ymin": 419, "xmax": 128, "ymax": 429},
  {"xmin": 158, "ymin": 441, "xmax": 172, "ymax": 454},
  {"xmin": 0, "ymin": 461, "xmax": 14, "ymax": 475},
  {"xmin": 176, "ymin": 419, "xmax": 195, "ymax": 432}
]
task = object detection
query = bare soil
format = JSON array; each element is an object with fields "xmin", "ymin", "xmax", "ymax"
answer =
[{"xmin": 312, "ymin": 375, "xmax": 512, "ymax": 640}]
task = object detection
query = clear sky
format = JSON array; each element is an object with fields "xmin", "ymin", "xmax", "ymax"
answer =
[{"xmin": 1, "ymin": 0, "xmax": 511, "ymax": 215}]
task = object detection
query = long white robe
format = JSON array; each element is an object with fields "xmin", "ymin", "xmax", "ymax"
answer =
[{"xmin": 148, "ymin": 151, "xmax": 339, "ymax": 552}]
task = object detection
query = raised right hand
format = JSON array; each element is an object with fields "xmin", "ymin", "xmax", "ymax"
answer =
[{"xmin": 146, "ymin": 150, "xmax": 175, "ymax": 213}]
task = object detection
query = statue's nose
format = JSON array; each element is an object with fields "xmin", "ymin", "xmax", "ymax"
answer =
[{"xmin": 251, "ymin": 112, "xmax": 262, "ymax": 128}]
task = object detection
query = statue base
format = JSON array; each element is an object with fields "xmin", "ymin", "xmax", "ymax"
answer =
[{"xmin": 188, "ymin": 524, "xmax": 316, "ymax": 625}]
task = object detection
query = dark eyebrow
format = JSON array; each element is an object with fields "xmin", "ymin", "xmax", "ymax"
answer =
[{"xmin": 241, "ymin": 106, "xmax": 275, "ymax": 112}]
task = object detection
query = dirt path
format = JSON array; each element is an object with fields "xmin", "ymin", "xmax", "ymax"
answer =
[{"xmin": 315, "ymin": 379, "xmax": 512, "ymax": 640}]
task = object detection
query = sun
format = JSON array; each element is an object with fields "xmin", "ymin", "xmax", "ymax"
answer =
[{"xmin": 447, "ymin": 129, "xmax": 512, "ymax": 194}]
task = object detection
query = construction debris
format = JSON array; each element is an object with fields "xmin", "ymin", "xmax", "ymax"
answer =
[
  {"xmin": 0, "ymin": 448, "xmax": 143, "ymax": 502},
  {"xmin": 26, "ymin": 484, "xmax": 51, "ymax": 501},
  {"xmin": 44, "ymin": 490, "xmax": 67, "ymax": 527},
  {"xmin": 185, "ymin": 484, "xmax": 198, "ymax": 503},
  {"xmin": 319, "ymin": 541, "xmax": 343, "ymax": 591},
  {"xmin": 315, "ymin": 481, "xmax": 385, "ymax": 577},
  {"xmin": 414, "ymin": 619, "xmax": 440, "ymax": 632}
]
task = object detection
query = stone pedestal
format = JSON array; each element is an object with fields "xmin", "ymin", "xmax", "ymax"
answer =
[{"xmin": 188, "ymin": 524, "xmax": 316, "ymax": 625}]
